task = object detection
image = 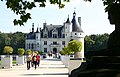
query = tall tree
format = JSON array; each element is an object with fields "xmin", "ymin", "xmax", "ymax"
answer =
[
  {"xmin": 85, "ymin": 33, "xmax": 109, "ymax": 52},
  {"xmin": 10, "ymin": 32, "xmax": 26, "ymax": 54}
]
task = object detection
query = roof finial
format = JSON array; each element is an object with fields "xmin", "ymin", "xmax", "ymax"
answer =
[
  {"xmin": 74, "ymin": 8, "xmax": 76, "ymax": 12},
  {"xmin": 45, "ymin": 19, "xmax": 46, "ymax": 23},
  {"xmin": 68, "ymin": 14, "xmax": 69, "ymax": 18},
  {"xmin": 73, "ymin": 8, "xmax": 76, "ymax": 17}
]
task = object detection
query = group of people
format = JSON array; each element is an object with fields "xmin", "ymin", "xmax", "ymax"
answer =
[{"xmin": 26, "ymin": 53, "xmax": 40, "ymax": 70}]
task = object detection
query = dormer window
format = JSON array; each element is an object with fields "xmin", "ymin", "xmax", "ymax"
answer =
[
  {"xmin": 44, "ymin": 34, "xmax": 47, "ymax": 38},
  {"xmin": 53, "ymin": 34, "xmax": 57, "ymax": 38},
  {"xmin": 52, "ymin": 28, "xmax": 58, "ymax": 38}
]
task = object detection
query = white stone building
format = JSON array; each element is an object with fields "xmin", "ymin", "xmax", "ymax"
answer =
[{"xmin": 25, "ymin": 11, "xmax": 85, "ymax": 57}]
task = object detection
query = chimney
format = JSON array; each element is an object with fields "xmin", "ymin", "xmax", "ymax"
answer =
[
  {"xmin": 78, "ymin": 17, "xmax": 81, "ymax": 26},
  {"xmin": 32, "ymin": 23, "xmax": 34, "ymax": 32},
  {"xmin": 43, "ymin": 22, "xmax": 47, "ymax": 29}
]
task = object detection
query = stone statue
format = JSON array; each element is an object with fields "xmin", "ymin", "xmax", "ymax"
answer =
[{"xmin": 107, "ymin": 3, "xmax": 120, "ymax": 51}]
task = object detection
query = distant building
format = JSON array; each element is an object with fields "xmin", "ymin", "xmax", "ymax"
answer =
[{"xmin": 25, "ymin": 11, "xmax": 85, "ymax": 57}]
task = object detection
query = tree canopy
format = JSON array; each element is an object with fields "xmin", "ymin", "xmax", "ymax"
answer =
[
  {"xmin": 68, "ymin": 40, "xmax": 82, "ymax": 53},
  {"xmin": 1, "ymin": 0, "xmax": 69, "ymax": 26},
  {"xmin": 1, "ymin": 0, "xmax": 120, "ymax": 26}
]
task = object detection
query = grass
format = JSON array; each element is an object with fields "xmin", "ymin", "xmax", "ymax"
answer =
[{"xmin": 12, "ymin": 60, "xmax": 16, "ymax": 64}]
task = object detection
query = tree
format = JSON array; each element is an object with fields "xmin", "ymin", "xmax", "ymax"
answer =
[
  {"xmin": 85, "ymin": 33, "xmax": 109, "ymax": 52},
  {"xmin": 84, "ymin": 35, "xmax": 95, "ymax": 52},
  {"xmin": 17, "ymin": 48, "xmax": 25, "ymax": 55},
  {"xmin": 60, "ymin": 46, "xmax": 73, "ymax": 55},
  {"xmin": 85, "ymin": 1, "xmax": 120, "ymax": 51},
  {"xmin": 1, "ymin": 0, "xmax": 69, "ymax": 26},
  {"xmin": 10, "ymin": 32, "xmax": 26, "ymax": 54},
  {"xmin": 26, "ymin": 49, "xmax": 32, "ymax": 55},
  {"xmin": 68, "ymin": 40, "xmax": 82, "ymax": 58},
  {"xmin": 3, "ymin": 46, "xmax": 13, "ymax": 55}
]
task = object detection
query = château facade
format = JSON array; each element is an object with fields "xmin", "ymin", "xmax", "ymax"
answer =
[{"xmin": 25, "ymin": 11, "xmax": 85, "ymax": 57}]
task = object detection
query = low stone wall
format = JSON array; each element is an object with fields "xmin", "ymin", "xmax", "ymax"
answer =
[{"xmin": 69, "ymin": 58, "xmax": 82, "ymax": 74}]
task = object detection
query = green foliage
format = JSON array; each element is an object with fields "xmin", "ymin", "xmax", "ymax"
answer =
[
  {"xmin": 3, "ymin": 46, "xmax": 13, "ymax": 55},
  {"xmin": 10, "ymin": 32, "xmax": 26, "ymax": 54},
  {"xmin": 34, "ymin": 51, "xmax": 38, "ymax": 54},
  {"xmin": 85, "ymin": 0, "xmax": 120, "ymax": 12},
  {"xmin": 1, "ymin": 0, "xmax": 69, "ymax": 26},
  {"xmin": 17, "ymin": 48, "xmax": 25, "ymax": 55},
  {"xmin": 1, "ymin": 0, "xmax": 120, "ymax": 26},
  {"xmin": 68, "ymin": 40, "xmax": 82, "ymax": 53},
  {"xmin": 26, "ymin": 49, "xmax": 32, "ymax": 55},
  {"xmin": 59, "ymin": 51, "xmax": 66, "ymax": 55},
  {"xmin": 85, "ymin": 33, "xmax": 109, "ymax": 52},
  {"xmin": 39, "ymin": 51, "xmax": 43, "ymax": 55},
  {"xmin": 60, "ymin": 46, "xmax": 73, "ymax": 55}
]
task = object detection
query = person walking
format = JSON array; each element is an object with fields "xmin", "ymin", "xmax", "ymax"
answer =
[
  {"xmin": 32, "ymin": 54, "xmax": 38, "ymax": 69},
  {"xmin": 37, "ymin": 54, "xmax": 40, "ymax": 67},
  {"xmin": 26, "ymin": 54, "xmax": 32, "ymax": 70}
]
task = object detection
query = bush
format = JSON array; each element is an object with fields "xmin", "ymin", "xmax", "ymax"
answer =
[
  {"xmin": 26, "ymin": 49, "xmax": 32, "ymax": 55},
  {"xmin": 3, "ymin": 46, "xmax": 13, "ymax": 55},
  {"xmin": 17, "ymin": 48, "xmax": 25, "ymax": 55}
]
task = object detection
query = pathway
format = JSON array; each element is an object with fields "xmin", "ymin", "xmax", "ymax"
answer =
[{"xmin": 0, "ymin": 58, "xmax": 68, "ymax": 77}]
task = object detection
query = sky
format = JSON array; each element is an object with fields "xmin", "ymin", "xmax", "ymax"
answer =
[{"xmin": 0, "ymin": 0, "xmax": 115, "ymax": 35}]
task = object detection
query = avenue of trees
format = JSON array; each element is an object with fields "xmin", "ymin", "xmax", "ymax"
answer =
[{"xmin": 0, "ymin": 31, "xmax": 109, "ymax": 55}]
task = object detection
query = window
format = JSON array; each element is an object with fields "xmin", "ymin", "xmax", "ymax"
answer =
[
  {"xmin": 37, "ymin": 43, "xmax": 39, "ymax": 47},
  {"xmin": 31, "ymin": 43, "xmax": 34, "ymax": 49},
  {"xmin": 36, "ymin": 36, "xmax": 38, "ymax": 39},
  {"xmin": 27, "ymin": 44, "xmax": 29, "ymax": 49},
  {"xmin": 62, "ymin": 41, "xmax": 65, "ymax": 45},
  {"xmin": 75, "ymin": 33, "xmax": 77, "ymax": 35},
  {"xmin": 29, "ymin": 44, "xmax": 30, "ymax": 49},
  {"xmin": 44, "ymin": 48, "xmax": 47, "ymax": 52},
  {"xmin": 53, "ymin": 34, "xmax": 57, "ymax": 38},
  {"xmin": 62, "ymin": 34, "xmax": 65, "ymax": 38},
  {"xmin": 44, "ymin": 41, "xmax": 47, "ymax": 45},
  {"xmin": 53, "ymin": 41, "xmax": 57, "ymax": 45},
  {"xmin": 44, "ymin": 34, "xmax": 47, "ymax": 38}
]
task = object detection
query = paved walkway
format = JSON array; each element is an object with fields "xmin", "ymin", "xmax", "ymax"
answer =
[{"xmin": 0, "ymin": 58, "xmax": 68, "ymax": 77}]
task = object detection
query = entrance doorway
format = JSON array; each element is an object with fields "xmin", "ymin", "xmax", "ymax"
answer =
[{"xmin": 53, "ymin": 48, "xmax": 57, "ymax": 54}]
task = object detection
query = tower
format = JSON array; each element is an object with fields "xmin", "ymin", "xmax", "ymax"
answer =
[
  {"xmin": 64, "ymin": 15, "xmax": 72, "ymax": 46},
  {"xmin": 71, "ymin": 11, "xmax": 85, "ymax": 58},
  {"xmin": 35, "ymin": 27, "xmax": 41, "ymax": 51}
]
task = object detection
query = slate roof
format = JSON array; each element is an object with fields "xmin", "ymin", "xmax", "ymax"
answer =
[
  {"xmin": 71, "ymin": 12, "xmax": 83, "ymax": 32},
  {"xmin": 26, "ymin": 11, "xmax": 84, "ymax": 40},
  {"xmin": 41, "ymin": 25, "xmax": 64, "ymax": 38},
  {"xmin": 26, "ymin": 32, "xmax": 36, "ymax": 39}
]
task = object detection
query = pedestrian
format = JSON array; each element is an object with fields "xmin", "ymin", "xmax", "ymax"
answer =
[
  {"xmin": 37, "ymin": 54, "xmax": 40, "ymax": 67},
  {"xmin": 32, "ymin": 54, "xmax": 38, "ymax": 69},
  {"xmin": 26, "ymin": 54, "xmax": 32, "ymax": 70}
]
